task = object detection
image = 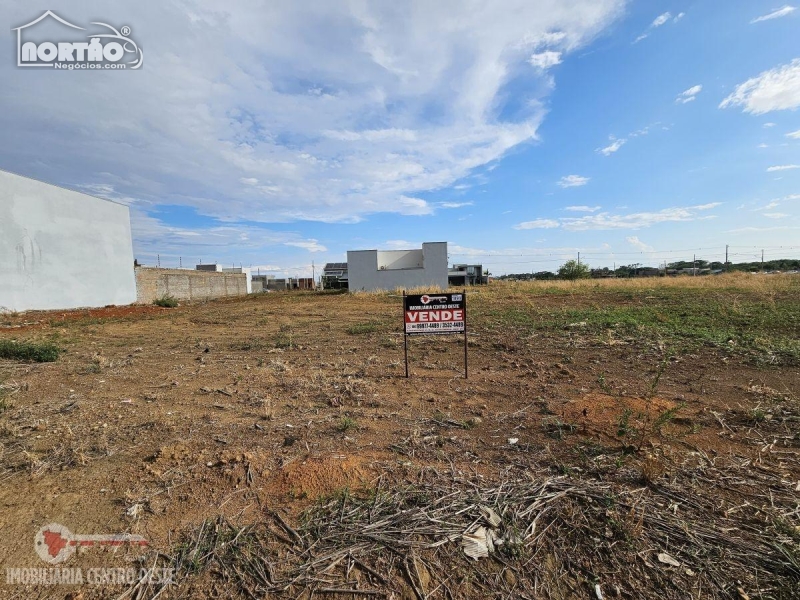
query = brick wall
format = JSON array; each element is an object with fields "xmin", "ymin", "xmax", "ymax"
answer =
[{"xmin": 135, "ymin": 267, "xmax": 248, "ymax": 303}]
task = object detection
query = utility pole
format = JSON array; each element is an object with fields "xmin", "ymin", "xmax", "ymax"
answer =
[
  {"xmin": 725, "ymin": 244, "xmax": 729, "ymax": 270},
  {"xmin": 179, "ymin": 256, "xmax": 182, "ymax": 268},
  {"xmin": 693, "ymin": 254, "xmax": 696, "ymax": 276},
  {"xmin": 577, "ymin": 251, "xmax": 580, "ymax": 265},
  {"xmin": 761, "ymin": 249, "xmax": 764, "ymax": 271},
  {"xmin": 157, "ymin": 254, "xmax": 161, "ymax": 268},
  {"xmin": 312, "ymin": 261, "xmax": 315, "ymax": 288}
]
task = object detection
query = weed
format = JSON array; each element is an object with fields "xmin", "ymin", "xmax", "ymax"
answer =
[
  {"xmin": 542, "ymin": 416, "xmax": 575, "ymax": 440},
  {"xmin": 597, "ymin": 372, "xmax": 613, "ymax": 395},
  {"xmin": 750, "ymin": 407, "xmax": 767, "ymax": 424},
  {"xmin": 153, "ymin": 294, "xmax": 179, "ymax": 308},
  {"xmin": 0, "ymin": 393, "xmax": 9, "ymax": 414},
  {"xmin": 346, "ymin": 322, "xmax": 381, "ymax": 335},
  {"xmin": 83, "ymin": 363, "xmax": 102, "ymax": 375},
  {"xmin": 0, "ymin": 339, "xmax": 61, "ymax": 363},
  {"xmin": 230, "ymin": 339, "xmax": 271, "ymax": 351},
  {"xmin": 652, "ymin": 403, "xmax": 685, "ymax": 433},
  {"xmin": 616, "ymin": 408, "xmax": 633, "ymax": 438},
  {"xmin": 273, "ymin": 333, "xmax": 295, "ymax": 349},
  {"xmin": 640, "ymin": 455, "xmax": 667, "ymax": 483},
  {"xmin": 646, "ymin": 353, "xmax": 672, "ymax": 399},
  {"xmin": 337, "ymin": 416, "xmax": 358, "ymax": 432}
]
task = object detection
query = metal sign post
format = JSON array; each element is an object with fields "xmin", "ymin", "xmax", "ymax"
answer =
[{"xmin": 402, "ymin": 290, "xmax": 467, "ymax": 378}]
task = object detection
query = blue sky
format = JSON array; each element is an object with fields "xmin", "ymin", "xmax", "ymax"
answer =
[{"xmin": 1, "ymin": 1, "xmax": 799, "ymax": 275}]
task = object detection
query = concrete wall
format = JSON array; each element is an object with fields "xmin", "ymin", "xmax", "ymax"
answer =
[
  {"xmin": 222, "ymin": 267, "xmax": 252, "ymax": 293},
  {"xmin": 0, "ymin": 170, "xmax": 136, "ymax": 312},
  {"xmin": 347, "ymin": 242, "xmax": 448, "ymax": 292},
  {"xmin": 135, "ymin": 267, "xmax": 248, "ymax": 303}
]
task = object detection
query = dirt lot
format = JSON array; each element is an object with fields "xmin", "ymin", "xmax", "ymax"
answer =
[{"xmin": 1, "ymin": 275, "xmax": 798, "ymax": 599}]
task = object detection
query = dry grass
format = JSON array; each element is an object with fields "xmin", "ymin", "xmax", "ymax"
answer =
[{"xmin": 503, "ymin": 272, "xmax": 799, "ymax": 293}]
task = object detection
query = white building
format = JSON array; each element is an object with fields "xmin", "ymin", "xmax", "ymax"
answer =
[
  {"xmin": 0, "ymin": 170, "xmax": 137, "ymax": 312},
  {"xmin": 347, "ymin": 242, "xmax": 448, "ymax": 292}
]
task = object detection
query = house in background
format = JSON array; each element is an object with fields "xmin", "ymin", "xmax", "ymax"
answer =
[
  {"xmin": 448, "ymin": 264, "xmax": 487, "ymax": 286},
  {"xmin": 322, "ymin": 262, "xmax": 348, "ymax": 290},
  {"xmin": 346, "ymin": 242, "xmax": 448, "ymax": 292}
]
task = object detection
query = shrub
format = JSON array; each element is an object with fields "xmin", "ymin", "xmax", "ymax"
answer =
[
  {"xmin": 337, "ymin": 416, "xmax": 358, "ymax": 432},
  {"xmin": 558, "ymin": 259, "xmax": 591, "ymax": 280},
  {"xmin": 154, "ymin": 294, "xmax": 179, "ymax": 308},
  {"xmin": 0, "ymin": 339, "xmax": 61, "ymax": 362}
]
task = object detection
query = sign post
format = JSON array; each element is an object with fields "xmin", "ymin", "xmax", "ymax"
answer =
[{"xmin": 402, "ymin": 290, "xmax": 467, "ymax": 378}]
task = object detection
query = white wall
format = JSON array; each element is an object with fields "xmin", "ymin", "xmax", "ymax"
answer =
[
  {"xmin": 377, "ymin": 249, "xmax": 423, "ymax": 270},
  {"xmin": 0, "ymin": 170, "xmax": 137, "ymax": 311},
  {"xmin": 347, "ymin": 242, "xmax": 448, "ymax": 292}
]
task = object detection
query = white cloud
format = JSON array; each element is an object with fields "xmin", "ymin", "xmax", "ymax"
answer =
[
  {"xmin": 513, "ymin": 203, "xmax": 722, "ymax": 232},
  {"xmin": 787, "ymin": 129, "xmax": 800, "ymax": 139},
  {"xmin": 439, "ymin": 201, "xmax": 474, "ymax": 208},
  {"xmin": 720, "ymin": 59, "xmax": 800, "ymax": 114},
  {"xmin": 597, "ymin": 123, "xmax": 660, "ymax": 156},
  {"xmin": 0, "ymin": 1, "xmax": 628, "ymax": 233},
  {"xmin": 598, "ymin": 137, "xmax": 626, "ymax": 156},
  {"xmin": 751, "ymin": 5, "xmax": 796, "ymax": 24},
  {"xmin": 763, "ymin": 212, "xmax": 790, "ymax": 218},
  {"xmin": 693, "ymin": 202, "xmax": 723, "ymax": 210},
  {"xmin": 626, "ymin": 236, "xmax": 653, "ymax": 251},
  {"xmin": 652, "ymin": 12, "xmax": 672, "ymax": 27},
  {"xmin": 676, "ymin": 84, "xmax": 702, "ymax": 104},
  {"xmin": 284, "ymin": 239, "xmax": 328, "ymax": 252},
  {"xmin": 634, "ymin": 11, "xmax": 681, "ymax": 42},
  {"xmin": 529, "ymin": 51, "xmax": 562, "ymax": 70},
  {"xmin": 767, "ymin": 164, "xmax": 800, "ymax": 171},
  {"xmin": 764, "ymin": 122, "xmax": 777, "ymax": 127},
  {"xmin": 513, "ymin": 219, "xmax": 561, "ymax": 229},
  {"xmin": 564, "ymin": 205, "xmax": 601, "ymax": 212},
  {"xmin": 558, "ymin": 174, "xmax": 590, "ymax": 188}
]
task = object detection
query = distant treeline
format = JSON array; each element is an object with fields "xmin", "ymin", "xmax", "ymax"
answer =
[{"xmin": 498, "ymin": 258, "xmax": 800, "ymax": 281}]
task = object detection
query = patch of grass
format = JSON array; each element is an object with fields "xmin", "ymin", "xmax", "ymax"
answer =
[
  {"xmin": 0, "ymin": 339, "xmax": 61, "ymax": 363},
  {"xmin": 337, "ymin": 416, "xmax": 359, "ymax": 432},
  {"xmin": 346, "ymin": 322, "xmax": 382, "ymax": 335},
  {"xmin": 273, "ymin": 333, "xmax": 295, "ymax": 349},
  {"xmin": 153, "ymin": 294, "xmax": 179, "ymax": 308},
  {"xmin": 230, "ymin": 339, "xmax": 271, "ymax": 351}
]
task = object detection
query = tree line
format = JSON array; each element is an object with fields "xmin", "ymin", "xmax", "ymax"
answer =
[{"xmin": 496, "ymin": 258, "xmax": 800, "ymax": 281}]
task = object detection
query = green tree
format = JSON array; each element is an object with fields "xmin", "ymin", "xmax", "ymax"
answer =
[{"xmin": 558, "ymin": 259, "xmax": 590, "ymax": 280}]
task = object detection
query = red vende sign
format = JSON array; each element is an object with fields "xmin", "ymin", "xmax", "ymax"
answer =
[{"xmin": 403, "ymin": 293, "xmax": 465, "ymax": 335}]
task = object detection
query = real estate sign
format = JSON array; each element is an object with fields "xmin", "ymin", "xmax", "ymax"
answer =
[{"xmin": 404, "ymin": 293, "xmax": 465, "ymax": 335}]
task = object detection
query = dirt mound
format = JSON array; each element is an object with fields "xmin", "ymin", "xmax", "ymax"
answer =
[
  {"xmin": 268, "ymin": 454, "xmax": 375, "ymax": 500},
  {"xmin": 560, "ymin": 393, "xmax": 679, "ymax": 432}
]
